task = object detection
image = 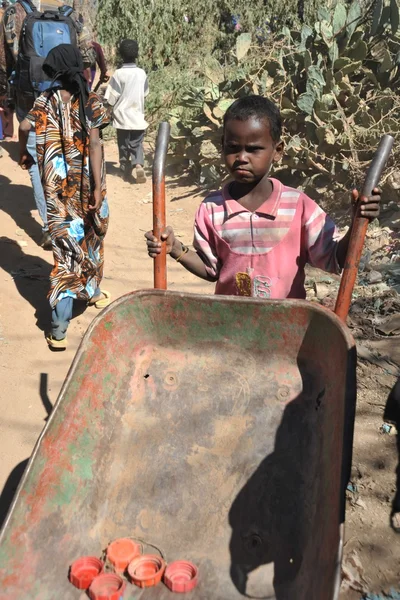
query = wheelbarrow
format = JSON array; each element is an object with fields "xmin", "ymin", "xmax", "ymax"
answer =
[{"xmin": 0, "ymin": 128, "xmax": 393, "ymax": 600}]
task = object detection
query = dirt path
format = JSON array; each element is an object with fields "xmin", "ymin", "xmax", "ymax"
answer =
[
  {"xmin": 0, "ymin": 139, "xmax": 212, "ymax": 517},
  {"xmin": 0, "ymin": 139, "xmax": 398, "ymax": 597}
]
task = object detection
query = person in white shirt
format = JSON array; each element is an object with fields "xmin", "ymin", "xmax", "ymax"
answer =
[{"xmin": 104, "ymin": 39, "xmax": 148, "ymax": 183}]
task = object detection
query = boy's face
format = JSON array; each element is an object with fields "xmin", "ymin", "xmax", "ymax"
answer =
[{"xmin": 222, "ymin": 117, "xmax": 283, "ymax": 184}]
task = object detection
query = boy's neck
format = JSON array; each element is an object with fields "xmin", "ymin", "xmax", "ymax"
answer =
[{"xmin": 229, "ymin": 175, "xmax": 273, "ymax": 211}]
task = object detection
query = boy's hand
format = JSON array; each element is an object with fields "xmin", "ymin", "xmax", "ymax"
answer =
[
  {"xmin": 89, "ymin": 188, "xmax": 102, "ymax": 212},
  {"xmin": 19, "ymin": 152, "xmax": 34, "ymax": 170},
  {"xmin": 145, "ymin": 226, "xmax": 181, "ymax": 258},
  {"xmin": 351, "ymin": 187, "xmax": 381, "ymax": 220}
]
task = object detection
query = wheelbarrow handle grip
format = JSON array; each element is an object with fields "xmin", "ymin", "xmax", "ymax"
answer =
[
  {"xmin": 153, "ymin": 122, "xmax": 170, "ymax": 290},
  {"xmin": 334, "ymin": 134, "xmax": 394, "ymax": 322}
]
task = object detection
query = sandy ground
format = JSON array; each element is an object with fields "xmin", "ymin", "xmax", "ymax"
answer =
[
  {"xmin": 0, "ymin": 138, "xmax": 399, "ymax": 597},
  {"xmin": 0, "ymin": 138, "xmax": 212, "ymax": 513}
]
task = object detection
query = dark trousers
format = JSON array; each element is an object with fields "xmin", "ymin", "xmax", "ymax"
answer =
[{"xmin": 117, "ymin": 129, "xmax": 145, "ymax": 168}]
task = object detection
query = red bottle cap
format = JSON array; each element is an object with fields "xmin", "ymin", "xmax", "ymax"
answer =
[
  {"xmin": 88, "ymin": 573, "xmax": 126, "ymax": 600},
  {"xmin": 106, "ymin": 538, "xmax": 141, "ymax": 572},
  {"xmin": 164, "ymin": 560, "xmax": 198, "ymax": 593},
  {"xmin": 69, "ymin": 556, "xmax": 104, "ymax": 590},
  {"xmin": 127, "ymin": 554, "xmax": 166, "ymax": 588}
]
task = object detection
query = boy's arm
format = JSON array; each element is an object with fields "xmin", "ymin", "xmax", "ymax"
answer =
[
  {"xmin": 304, "ymin": 188, "xmax": 381, "ymax": 272},
  {"xmin": 88, "ymin": 127, "xmax": 103, "ymax": 211},
  {"xmin": 146, "ymin": 202, "xmax": 220, "ymax": 282},
  {"xmin": 146, "ymin": 228, "xmax": 217, "ymax": 282},
  {"xmin": 104, "ymin": 74, "xmax": 121, "ymax": 107},
  {"xmin": 336, "ymin": 188, "xmax": 381, "ymax": 269}
]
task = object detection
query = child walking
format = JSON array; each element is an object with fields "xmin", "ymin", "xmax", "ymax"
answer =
[
  {"xmin": 146, "ymin": 95, "xmax": 381, "ymax": 298},
  {"xmin": 19, "ymin": 44, "xmax": 110, "ymax": 349},
  {"xmin": 105, "ymin": 39, "xmax": 148, "ymax": 184}
]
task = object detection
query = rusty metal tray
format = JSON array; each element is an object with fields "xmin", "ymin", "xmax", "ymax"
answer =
[{"xmin": 0, "ymin": 291, "xmax": 356, "ymax": 599}]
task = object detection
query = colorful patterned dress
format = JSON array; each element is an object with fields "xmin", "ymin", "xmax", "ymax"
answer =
[{"xmin": 26, "ymin": 91, "xmax": 109, "ymax": 308}]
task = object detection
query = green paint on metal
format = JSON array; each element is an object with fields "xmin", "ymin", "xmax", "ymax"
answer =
[
  {"xmin": 52, "ymin": 472, "xmax": 78, "ymax": 507},
  {"xmin": 126, "ymin": 296, "xmax": 297, "ymax": 351},
  {"xmin": 69, "ymin": 431, "xmax": 95, "ymax": 481},
  {"xmin": 0, "ymin": 545, "xmax": 9, "ymax": 565},
  {"xmin": 104, "ymin": 321, "xmax": 113, "ymax": 330},
  {"xmin": 73, "ymin": 455, "xmax": 93, "ymax": 480},
  {"xmin": 104, "ymin": 373, "xmax": 112, "ymax": 383},
  {"xmin": 69, "ymin": 432, "xmax": 95, "ymax": 481},
  {"xmin": 47, "ymin": 431, "xmax": 96, "ymax": 511}
]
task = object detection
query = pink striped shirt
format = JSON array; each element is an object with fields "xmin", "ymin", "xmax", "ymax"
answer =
[{"xmin": 193, "ymin": 178, "xmax": 341, "ymax": 299}]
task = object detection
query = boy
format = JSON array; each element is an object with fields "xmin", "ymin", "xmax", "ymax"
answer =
[
  {"xmin": 105, "ymin": 39, "xmax": 148, "ymax": 184},
  {"xmin": 146, "ymin": 95, "xmax": 381, "ymax": 299}
]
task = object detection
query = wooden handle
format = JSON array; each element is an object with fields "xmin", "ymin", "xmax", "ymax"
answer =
[
  {"xmin": 334, "ymin": 134, "xmax": 394, "ymax": 322},
  {"xmin": 152, "ymin": 122, "xmax": 170, "ymax": 290}
]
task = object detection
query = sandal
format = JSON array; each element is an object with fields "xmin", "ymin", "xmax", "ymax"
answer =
[
  {"xmin": 46, "ymin": 334, "xmax": 67, "ymax": 350},
  {"xmin": 88, "ymin": 290, "xmax": 111, "ymax": 309},
  {"xmin": 135, "ymin": 166, "xmax": 147, "ymax": 184}
]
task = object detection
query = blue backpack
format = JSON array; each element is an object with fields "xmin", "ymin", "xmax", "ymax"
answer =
[{"xmin": 15, "ymin": 0, "xmax": 78, "ymax": 107}]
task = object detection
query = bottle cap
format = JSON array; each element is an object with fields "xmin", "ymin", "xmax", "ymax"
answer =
[
  {"xmin": 106, "ymin": 538, "xmax": 141, "ymax": 572},
  {"xmin": 69, "ymin": 556, "xmax": 104, "ymax": 590},
  {"xmin": 127, "ymin": 554, "xmax": 166, "ymax": 588},
  {"xmin": 164, "ymin": 560, "xmax": 198, "ymax": 593},
  {"xmin": 88, "ymin": 573, "xmax": 126, "ymax": 600}
]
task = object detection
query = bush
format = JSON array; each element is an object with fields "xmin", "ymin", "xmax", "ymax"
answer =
[
  {"xmin": 97, "ymin": 1, "xmax": 344, "ymax": 126},
  {"xmin": 168, "ymin": 0, "xmax": 400, "ymax": 195}
]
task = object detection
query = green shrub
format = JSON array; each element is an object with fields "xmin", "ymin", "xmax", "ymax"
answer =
[{"xmin": 168, "ymin": 0, "xmax": 400, "ymax": 194}]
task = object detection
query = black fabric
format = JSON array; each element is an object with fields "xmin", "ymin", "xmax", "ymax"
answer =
[
  {"xmin": 117, "ymin": 129, "xmax": 145, "ymax": 167},
  {"xmin": 43, "ymin": 44, "xmax": 89, "ymax": 134}
]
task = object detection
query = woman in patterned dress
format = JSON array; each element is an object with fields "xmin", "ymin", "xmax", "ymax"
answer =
[{"xmin": 19, "ymin": 44, "xmax": 110, "ymax": 349}]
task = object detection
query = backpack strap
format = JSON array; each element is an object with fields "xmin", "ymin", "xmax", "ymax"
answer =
[
  {"xmin": 66, "ymin": 9, "xmax": 83, "ymax": 35},
  {"xmin": 59, "ymin": 5, "xmax": 74, "ymax": 18},
  {"xmin": 17, "ymin": 0, "xmax": 36, "ymax": 14}
]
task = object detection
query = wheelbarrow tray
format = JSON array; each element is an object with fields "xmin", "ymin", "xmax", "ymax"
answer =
[{"xmin": 0, "ymin": 291, "xmax": 356, "ymax": 600}]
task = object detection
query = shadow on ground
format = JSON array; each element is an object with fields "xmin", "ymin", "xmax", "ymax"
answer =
[
  {"xmin": 0, "ymin": 140, "xmax": 20, "ymax": 164},
  {"xmin": 0, "ymin": 458, "xmax": 29, "ymax": 529},
  {"xmin": 0, "ymin": 174, "xmax": 43, "ymax": 244},
  {"xmin": 0, "ymin": 372, "xmax": 54, "ymax": 529}
]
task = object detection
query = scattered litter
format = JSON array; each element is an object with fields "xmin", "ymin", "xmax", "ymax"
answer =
[
  {"xmin": 15, "ymin": 228, "xmax": 24, "ymax": 237},
  {"xmin": 17, "ymin": 240, "xmax": 28, "ymax": 248},
  {"xmin": 391, "ymin": 511, "xmax": 400, "ymax": 532},
  {"xmin": 341, "ymin": 549, "xmax": 368, "ymax": 594},
  {"xmin": 346, "ymin": 482, "xmax": 366, "ymax": 509},
  {"xmin": 375, "ymin": 314, "xmax": 400, "ymax": 336},
  {"xmin": 359, "ymin": 251, "xmax": 372, "ymax": 272},
  {"xmin": 354, "ymin": 497, "xmax": 367, "ymax": 509},
  {"xmin": 313, "ymin": 282, "xmax": 331, "ymax": 299},
  {"xmin": 380, "ymin": 423, "xmax": 397, "ymax": 435},
  {"xmin": 380, "ymin": 423, "xmax": 392, "ymax": 434},
  {"xmin": 368, "ymin": 270, "xmax": 383, "ymax": 284}
]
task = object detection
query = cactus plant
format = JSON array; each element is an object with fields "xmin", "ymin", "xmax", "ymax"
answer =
[{"xmin": 168, "ymin": 0, "xmax": 400, "ymax": 198}]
